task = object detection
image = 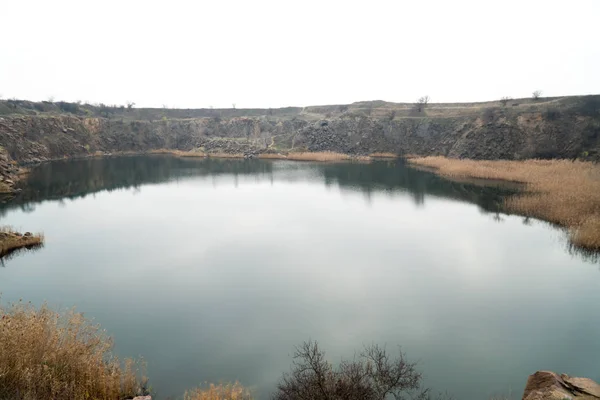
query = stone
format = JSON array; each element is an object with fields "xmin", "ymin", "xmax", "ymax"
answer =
[{"xmin": 523, "ymin": 371, "xmax": 600, "ymax": 400}]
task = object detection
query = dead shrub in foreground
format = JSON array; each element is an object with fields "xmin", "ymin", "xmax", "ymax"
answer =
[
  {"xmin": 184, "ymin": 382, "xmax": 253, "ymax": 400},
  {"xmin": 408, "ymin": 157, "xmax": 600, "ymax": 250},
  {"xmin": 274, "ymin": 340, "xmax": 427, "ymax": 400},
  {"xmin": 0, "ymin": 301, "xmax": 147, "ymax": 400}
]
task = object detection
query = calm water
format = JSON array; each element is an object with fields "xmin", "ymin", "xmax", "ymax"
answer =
[{"xmin": 1, "ymin": 156, "xmax": 599, "ymax": 399}]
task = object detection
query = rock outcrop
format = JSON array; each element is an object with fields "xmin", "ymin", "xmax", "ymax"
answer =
[
  {"xmin": 0, "ymin": 146, "xmax": 21, "ymax": 194},
  {"xmin": 0, "ymin": 96, "xmax": 599, "ymax": 166},
  {"xmin": 523, "ymin": 371, "xmax": 600, "ymax": 400}
]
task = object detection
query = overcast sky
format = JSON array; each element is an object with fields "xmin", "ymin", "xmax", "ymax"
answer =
[{"xmin": 1, "ymin": 0, "xmax": 598, "ymax": 108}]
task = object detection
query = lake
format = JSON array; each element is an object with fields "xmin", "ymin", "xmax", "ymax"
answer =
[{"xmin": 1, "ymin": 155, "xmax": 599, "ymax": 399}]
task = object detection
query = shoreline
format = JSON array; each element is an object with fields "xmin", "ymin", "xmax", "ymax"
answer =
[
  {"xmin": 0, "ymin": 228, "xmax": 44, "ymax": 259},
  {"xmin": 408, "ymin": 156, "xmax": 600, "ymax": 250}
]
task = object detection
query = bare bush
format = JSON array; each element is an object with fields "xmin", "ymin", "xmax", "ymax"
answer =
[
  {"xmin": 415, "ymin": 96, "xmax": 429, "ymax": 112},
  {"xmin": 274, "ymin": 340, "xmax": 427, "ymax": 400},
  {"xmin": 500, "ymin": 97, "xmax": 512, "ymax": 107},
  {"xmin": 532, "ymin": 90, "xmax": 542, "ymax": 100}
]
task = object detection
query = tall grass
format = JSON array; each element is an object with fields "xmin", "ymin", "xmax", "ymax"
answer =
[
  {"xmin": 369, "ymin": 152, "xmax": 398, "ymax": 158},
  {"xmin": 408, "ymin": 157, "xmax": 600, "ymax": 250},
  {"xmin": 0, "ymin": 227, "xmax": 44, "ymax": 258},
  {"xmin": 286, "ymin": 151, "xmax": 370, "ymax": 162},
  {"xmin": 0, "ymin": 301, "xmax": 147, "ymax": 400},
  {"xmin": 184, "ymin": 382, "xmax": 253, "ymax": 400}
]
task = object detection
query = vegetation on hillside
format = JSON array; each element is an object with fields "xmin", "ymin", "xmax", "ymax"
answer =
[{"xmin": 408, "ymin": 157, "xmax": 600, "ymax": 250}]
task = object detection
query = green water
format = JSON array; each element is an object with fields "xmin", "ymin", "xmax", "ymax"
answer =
[{"xmin": 1, "ymin": 156, "xmax": 598, "ymax": 399}]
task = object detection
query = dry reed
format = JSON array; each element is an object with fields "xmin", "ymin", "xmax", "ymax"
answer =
[
  {"xmin": 149, "ymin": 149, "xmax": 207, "ymax": 157},
  {"xmin": 369, "ymin": 152, "xmax": 398, "ymax": 158},
  {"xmin": 286, "ymin": 151, "xmax": 371, "ymax": 162},
  {"xmin": 206, "ymin": 152, "xmax": 245, "ymax": 158},
  {"xmin": 0, "ymin": 301, "xmax": 147, "ymax": 400},
  {"xmin": 257, "ymin": 153, "xmax": 288, "ymax": 160},
  {"xmin": 408, "ymin": 156, "xmax": 600, "ymax": 249},
  {"xmin": 0, "ymin": 227, "xmax": 44, "ymax": 258},
  {"xmin": 184, "ymin": 382, "xmax": 253, "ymax": 400}
]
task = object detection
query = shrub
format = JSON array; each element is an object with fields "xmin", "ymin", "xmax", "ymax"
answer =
[
  {"xmin": 0, "ymin": 301, "xmax": 147, "ymax": 400},
  {"xmin": 57, "ymin": 101, "xmax": 80, "ymax": 114},
  {"xmin": 274, "ymin": 340, "xmax": 427, "ymax": 400}
]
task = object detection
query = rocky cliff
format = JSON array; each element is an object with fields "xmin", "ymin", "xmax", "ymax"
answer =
[{"xmin": 0, "ymin": 96, "xmax": 598, "ymax": 187}]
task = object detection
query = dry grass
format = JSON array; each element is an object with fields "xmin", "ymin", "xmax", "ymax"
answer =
[
  {"xmin": 0, "ymin": 227, "xmax": 44, "ymax": 258},
  {"xmin": 149, "ymin": 149, "xmax": 207, "ymax": 157},
  {"xmin": 370, "ymin": 152, "xmax": 398, "ymax": 158},
  {"xmin": 286, "ymin": 151, "xmax": 371, "ymax": 162},
  {"xmin": 257, "ymin": 153, "xmax": 288, "ymax": 160},
  {"xmin": 0, "ymin": 181, "xmax": 11, "ymax": 193},
  {"xmin": 0, "ymin": 301, "xmax": 147, "ymax": 400},
  {"xmin": 184, "ymin": 382, "xmax": 253, "ymax": 400},
  {"xmin": 206, "ymin": 152, "xmax": 245, "ymax": 158},
  {"xmin": 408, "ymin": 156, "xmax": 600, "ymax": 250}
]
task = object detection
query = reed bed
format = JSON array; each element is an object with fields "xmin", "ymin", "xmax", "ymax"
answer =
[
  {"xmin": 408, "ymin": 156, "xmax": 600, "ymax": 250},
  {"xmin": 369, "ymin": 152, "xmax": 398, "ymax": 158},
  {"xmin": 184, "ymin": 382, "xmax": 253, "ymax": 400},
  {"xmin": 149, "ymin": 149, "xmax": 207, "ymax": 157},
  {"xmin": 206, "ymin": 152, "xmax": 245, "ymax": 158},
  {"xmin": 0, "ymin": 301, "xmax": 146, "ymax": 400},
  {"xmin": 286, "ymin": 151, "xmax": 371, "ymax": 162},
  {"xmin": 257, "ymin": 153, "xmax": 288, "ymax": 160},
  {"xmin": 0, "ymin": 227, "xmax": 44, "ymax": 258}
]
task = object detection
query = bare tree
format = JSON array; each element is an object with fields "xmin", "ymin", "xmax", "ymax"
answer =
[
  {"xmin": 415, "ymin": 96, "xmax": 430, "ymax": 112},
  {"xmin": 47, "ymin": 96, "xmax": 55, "ymax": 103},
  {"xmin": 532, "ymin": 90, "xmax": 542, "ymax": 100},
  {"xmin": 126, "ymin": 101, "xmax": 135, "ymax": 110},
  {"xmin": 232, "ymin": 103, "xmax": 236, "ymax": 110},
  {"xmin": 500, "ymin": 96, "xmax": 512, "ymax": 107},
  {"xmin": 274, "ymin": 340, "xmax": 428, "ymax": 400}
]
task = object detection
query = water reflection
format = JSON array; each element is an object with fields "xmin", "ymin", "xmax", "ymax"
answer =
[
  {"xmin": 1, "ymin": 156, "xmax": 599, "ymax": 400},
  {"xmin": 2, "ymin": 156, "xmax": 515, "ymax": 218}
]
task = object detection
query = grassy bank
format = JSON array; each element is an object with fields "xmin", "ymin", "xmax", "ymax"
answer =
[
  {"xmin": 0, "ymin": 301, "xmax": 147, "ymax": 399},
  {"xmin": 150, "ymin": 149, "xmax": 374, "ymax": 162},
  {"xmin": 0, "ymin": 227, "xmax": 44, "ymax": 258},
  {"xmin": 408, "ymin": 157, "xmax": 600, "ymax": 250}
]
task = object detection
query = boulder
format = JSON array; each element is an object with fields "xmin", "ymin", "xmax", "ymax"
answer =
[{"xmin": 523, "ymin": 371, "xmax": 600, "ymax": 400}]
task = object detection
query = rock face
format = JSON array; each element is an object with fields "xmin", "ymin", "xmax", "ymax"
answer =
[
  {"xmin": 523, "ymin": 371, "xmax": 600, "ymax": 400},
  {"xmin": 0, "ymin": 146, "xmax": 21, "ymax": 193},
  {"xmin": 0, "ymin": 96, "xmax": 599, "ymax": 165}
]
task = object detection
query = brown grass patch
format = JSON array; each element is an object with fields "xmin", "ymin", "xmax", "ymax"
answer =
[
  {"xmin": 285, "ymin": 151, "xmax": 371, "ymax": 162},
  {"xmin": 0, "ymin": 181, "xmax": 11, "ymax": 193},
  {"xmin": 149, "ymin": 149, "xmax": 207, "ymax": 158},
  {"xmin": 206, "ymin": 152, "xmax": 245, "ymax": 158},
  {"xmin": 0, "ymin": 227, "xmax": 45, "ymax": 258},
  {"xmin": 0, "ymin": 301, "xmax": 147, "ymax": 399},
  {"xmin": 257, "ymin": 153, "xmax": 288, "ymax": 160},
  {"xmin": 370, "ymin": 152, "xmax": 398, "ymax": 158},
  {"xmin": 408, "ymin": 156, "xmax": 600, "ymax": 250},
  {"xmin": 184, "ymin": 382, "xmax": 253, "ymax": 400}
]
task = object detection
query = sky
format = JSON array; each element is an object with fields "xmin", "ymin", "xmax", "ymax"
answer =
[{"xmin": 1, "ymin": 0, "xmax": 599, "ymax": 108}]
